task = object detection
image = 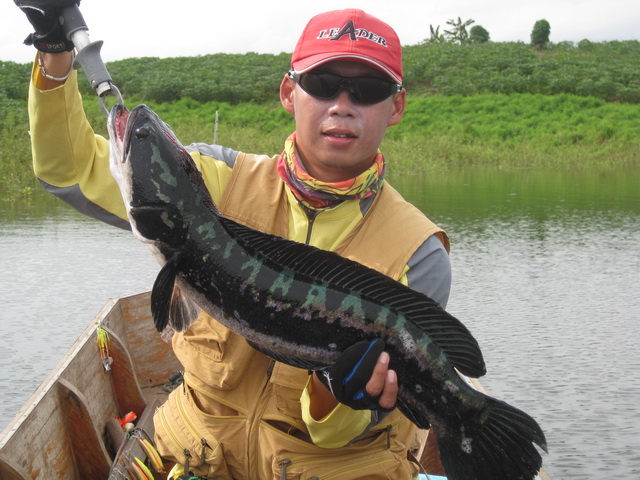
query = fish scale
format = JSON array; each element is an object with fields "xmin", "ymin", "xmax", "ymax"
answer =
[{"xmin": 108, "ymin": 103, "xmax": 547, "ymax": 480}]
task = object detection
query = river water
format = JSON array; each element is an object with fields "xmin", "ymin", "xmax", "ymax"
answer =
[{"xmin": 1, "ymin": 167, "xmax": 639, "ymax": 479}]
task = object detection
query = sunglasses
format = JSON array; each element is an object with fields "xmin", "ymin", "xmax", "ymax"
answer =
[{"xmin": 288, "ymin": 70, "xmax": 402, "ymax": 105}]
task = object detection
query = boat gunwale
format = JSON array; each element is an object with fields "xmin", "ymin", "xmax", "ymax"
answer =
[{"xmin": 0, "ymin": 297, "xmax": 120, "ymax": 448}]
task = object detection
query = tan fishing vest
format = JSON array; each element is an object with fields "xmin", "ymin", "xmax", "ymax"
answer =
[{"xmin": 153, "ymin": 152, "xmax": 449, "ymax": 479}]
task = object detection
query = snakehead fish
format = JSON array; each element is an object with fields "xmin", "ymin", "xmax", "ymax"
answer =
[{"xmin": 108, "ymin": 104, "xmax": 547, "ymax": 480}]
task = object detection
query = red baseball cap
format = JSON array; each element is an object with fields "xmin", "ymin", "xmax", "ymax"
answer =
[{"xmin": 291, "ymin": 9, "xmax": 403, "ymax": 84}]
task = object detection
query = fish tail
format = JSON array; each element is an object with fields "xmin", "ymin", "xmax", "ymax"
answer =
[{"xmin": 434, "ymin": 395, "xmax": 547, "ymax": 480}]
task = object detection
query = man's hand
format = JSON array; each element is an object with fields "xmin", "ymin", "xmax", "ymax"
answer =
[
  {"xmin": 14, "ymin": 0, "xmax": 80, "ymax": 52},
  {"xmin": 315, "ymin": 339, "xmax": 398, "ymax": 413},
  {"xmin": 364, "ymin": 348, "xmax": 398, "ymax": 411}
]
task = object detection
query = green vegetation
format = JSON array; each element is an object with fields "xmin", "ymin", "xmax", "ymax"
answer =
[
  {"xmin": 402, "ymin": 41, "xmax": 640, "ymax": 102},
  {"xmin": 103, "ymin": 52, "xmax": 291, "ymax": 104},
  {"xmin": 1, "ymin": 40, "xmax": 639, "ymax": 192},
  {"xmin": 387, "ymin": 94, "xmax": 640, "ymax": 173}
]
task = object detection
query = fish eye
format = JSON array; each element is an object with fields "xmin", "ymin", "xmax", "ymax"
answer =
[{"xmin": 134, "ymin": 126, "xmax": 149, "ymax": 139}]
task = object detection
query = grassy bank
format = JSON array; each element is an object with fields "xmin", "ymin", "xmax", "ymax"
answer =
[
  {"xmin": 90, "ymin": 93, "xmax": 640, "ymax": 172},
  {"xmin": 385, "ymin": 93, "xmax": 640, "ymax": 173},
  {"xmin": 1, "ymin": 40, "xmax": 639, "ymax": 192},
  {"xmin": 2, "ymin": 92, "xmax": 639, "ymax": 194}
]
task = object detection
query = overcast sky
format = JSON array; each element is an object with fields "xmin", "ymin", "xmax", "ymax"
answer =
[{"xmin": 1, "ymin": 0, "xmax": 639, "ymax": 63}]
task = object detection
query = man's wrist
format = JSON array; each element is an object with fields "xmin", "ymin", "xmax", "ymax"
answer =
[
  {"xmin": 38, "ymin": 51, "xmax": 74, "ymax": 81},
  {"xmin": 308, "ymin": 372, "xmax": 339, "ymax": 420},
  {"xmin": 35, "ymin": 51, "xmax": 74, "ymax": 89}
]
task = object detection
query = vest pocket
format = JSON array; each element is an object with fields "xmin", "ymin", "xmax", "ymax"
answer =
[
  {"xmin": 272, "ymin": 447, "xmax": 413, "ymax": 480},
  {"xmin": 322, "ymin": 454, "xmax": 412, "ymax": 480},
  {"xmin": 153, "ymin": 382, "xmax": 243, "ymax": 477},
  {"xmin": 269, "ymin": 362, "xmax": 310, "ymax": 417},
  {"xmin": 259, "ymin": 418, "xmax": 417, "ymax": 480},
  {"xmin": 174, "ymin": 312, "xmax": 256, "ymax": 390}
]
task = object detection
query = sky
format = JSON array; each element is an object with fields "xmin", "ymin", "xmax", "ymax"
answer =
[{"xmin": 1, "ymin": 0, "xmax": 639, "ymax": 63}]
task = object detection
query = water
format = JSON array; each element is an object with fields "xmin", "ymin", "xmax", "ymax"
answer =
[
  {"xmin": 394, "ymin": 167, "xmax": 640, "ymax": 479},
  {"xmin": 1, "ymin": 167, "xmax": 639, "ymax": 479},
  {"xmin": 0, "ymin": 195, "xmax": 158, "ymax": 430}
]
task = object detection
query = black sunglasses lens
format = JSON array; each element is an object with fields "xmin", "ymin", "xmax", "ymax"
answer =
[
  {"xmin": 351, "ymin": 77, "xmax": 394, "ymax": 104},
  {"xmin": 299, "ymin": 73, "xmax": 340, "ymax": 99},
  {"xmin": 297, "ymin": 72, "xmax": 397, "ymax": 104}
]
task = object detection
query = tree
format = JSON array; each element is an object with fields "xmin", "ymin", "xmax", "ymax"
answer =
[
  {"xmin": 424, "ymin": 24, "xmax": 446, "ymax": 44},
  {"xmin": 531, "ymin": 19, "xmax": 551, "ymax": 49},
  {"xmin": 469, "ymin": 25, "xmax": 490, "ymax": 43},
  {"xmin": 444, "ymin": 17, "xmax": 475, "ymax": 44}
]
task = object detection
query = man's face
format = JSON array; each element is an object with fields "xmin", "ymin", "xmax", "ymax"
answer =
[{"xmin": 280, "ymin": 61, "xmax": 406, "ymax": 182}]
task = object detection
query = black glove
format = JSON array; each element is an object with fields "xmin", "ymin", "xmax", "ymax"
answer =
[
  {"xmin": 14, "ymin": 0, "xmax": 81, "ymax": 52},
  {"xmin": 316, "ymin": 339, "xmax": 393, "ymax": 411}
]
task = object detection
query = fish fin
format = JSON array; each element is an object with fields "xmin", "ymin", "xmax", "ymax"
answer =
[
  {"xmin": 246, "ymin": 340, "xmax": 331, "ymax": 370},
  {"xmin": 151, "ymin": 254, "xmax": 200, "ymax": 332},
  {"xmin": 435, "ymin": 395, "xmax": 547, "ymax": 480},
  {"xmin": 151, "ymin": 254, "xmax": 177, "ymax": 332},
  {"xmin": 218, "ymin": 216, "xmax": 485, "ymax": 378},
  {"xmin": 168, "ymin": 285, "xmax": 201, "ymax": 332},
  {"xmin": 129, "ymin": 205, "xmax": 187, "ymax": 247}
]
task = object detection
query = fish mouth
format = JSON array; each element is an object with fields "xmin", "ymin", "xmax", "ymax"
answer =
[
  {"xmin": 123, "ymin": 106, "xmax": 148, "ymax": 163},
  {"xmin": 110, "ymin": 104, "xmax": 158, "ymax": 164},
  {"xmin": 107, "ymin": 104, "xmax": 131, "ymax": 164}
]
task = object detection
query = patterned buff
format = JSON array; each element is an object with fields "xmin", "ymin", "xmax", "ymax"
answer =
[{"xmin": 277, "ymin": 133, "xmax": 386, "ymax": 211}]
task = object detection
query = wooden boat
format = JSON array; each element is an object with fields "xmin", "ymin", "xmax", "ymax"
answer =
[
  {"xmin": 0, "ymin": 292, "xmax": 178, "ymax": 480},
  {"xmin": 0, "ymin": 291, "xmax": 551, "ymax": 480}
]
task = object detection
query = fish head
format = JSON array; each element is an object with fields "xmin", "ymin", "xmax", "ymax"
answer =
[{"xmin": 108, "ymin": 104, "xmax": 207, "ymax": 249}]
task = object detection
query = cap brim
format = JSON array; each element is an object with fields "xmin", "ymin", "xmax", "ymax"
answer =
[{"xmin": 292, "ymin": 53, "xmax": 402, "ymax": 84}]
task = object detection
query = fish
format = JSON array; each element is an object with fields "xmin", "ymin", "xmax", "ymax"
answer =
[{"xmin": 108, "ymin": 103, "xmax": 547, "ymax": 480}]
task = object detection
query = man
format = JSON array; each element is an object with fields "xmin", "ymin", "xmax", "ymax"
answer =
[{"xmin": 17, "ymin": 3, "xmax": 451, "ymax": 478}]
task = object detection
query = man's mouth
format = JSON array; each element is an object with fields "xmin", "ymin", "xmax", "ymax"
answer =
[{"xmin": 324, "ymin": 129, "xmax": 357, "ymax": 139}]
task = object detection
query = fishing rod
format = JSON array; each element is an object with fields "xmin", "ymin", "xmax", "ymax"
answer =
[{"xmin": 59, "ymin": 5, "xmax": 124, "ymax": 116}]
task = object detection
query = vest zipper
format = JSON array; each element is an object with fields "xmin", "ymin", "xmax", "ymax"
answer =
[
  {"xmin": 245, "ymin": 361, "xmax": 277, "ymax": 478},
  {"xmin": 280, "ymin": 459, "xmax": 292, "ymax": 479},
  {"xmin": 183, "ymin": 448, "xmax": 192, "ymax": 474},
  {"xmin": 266, "ymin": 360, "xmax": 275, "ymax": 377},
  {"xmin": 301, "ymin": 204, "xmax": 319, "ymax": 245},
  {"xmin": 200, "ymin": 438, "xmax": 211, "ymax": 464},
  {"xmin": 384, "ymin": 424, "xmax": 392, "ymax": 448},
  {"xmin": 175, "ymin": 384, "xmax": 212, "ymax": 464},
  {"xmin": 158, "ymin": 405, "xmax": 192, "ymax": 469}
]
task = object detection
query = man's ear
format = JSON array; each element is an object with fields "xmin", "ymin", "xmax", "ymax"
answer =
[
  {"xmin": 387, "ymin": 89, "xmax": 406, "ymax": 127},
  {"xmin": 280, "ymin": 75, "xmax": 296, "ymax": 115}
]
